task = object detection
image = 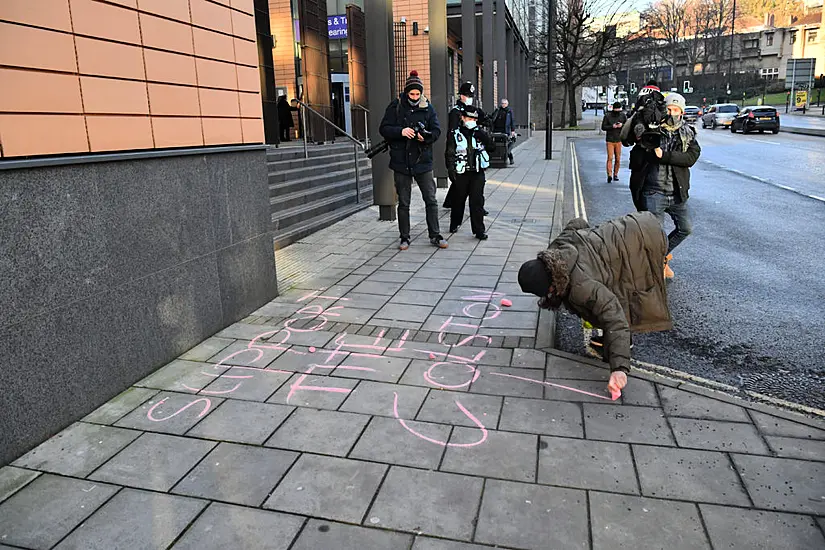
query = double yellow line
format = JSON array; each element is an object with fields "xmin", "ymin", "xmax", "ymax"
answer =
[{"xmin": 570, "ymin": 142, "xmax": 588, "ymax": 221}]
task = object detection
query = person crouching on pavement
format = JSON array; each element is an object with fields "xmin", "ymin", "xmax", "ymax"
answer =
[
  {"xmin": 446, "ymin": 105, "xmax": 495, "ymax": 240},
  {"xmin": 518, "ymin": 212, "xmax": 673, "ymax": 395},
  {"xmin": 601, "ymin": 101, "xmax": 626, "ymax": 183},
  {"xmin": 379, "ymin": 70, "xmax": 447, "ymax": 250},
  {"xmin": 638, "ymin": 92, "xmax": 700, "ymax": 279}
]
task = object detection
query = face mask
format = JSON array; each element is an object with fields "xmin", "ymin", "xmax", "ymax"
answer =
[
  {"xmin": 408, "ymin": 96, "xmax": 422, "ymax": 107},
  {"xmin": 464, "ymin": 120, "xmax": 477, "ymax": 130},
  {"xmin": 462, "ymin": 96, "xmax": 473, "ymax": 106},
  {"xmin": 666, "ymin": 113, "xmax": 682, "ymax": 125}
]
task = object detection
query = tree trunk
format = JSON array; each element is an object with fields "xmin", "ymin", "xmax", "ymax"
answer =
[
  {"xmin": 560, "ymin": 85, "xmax": 568, "ymax": 129},
  {"xmin": 567, "ymin": 82, "xmax": 578, "ymax": 128}
]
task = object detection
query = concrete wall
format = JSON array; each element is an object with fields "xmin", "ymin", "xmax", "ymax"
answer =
[
  {"xmin": 0, "ymin": 0, "xmax": 264, "ymax": 157},
  {"xmin": 0, "ymin": 147, "xmax": 277, "ymax": 466}
]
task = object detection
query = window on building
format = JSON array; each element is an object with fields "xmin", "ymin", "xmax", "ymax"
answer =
[
  {"xmin": 765, "ymin": 33, "xmax": 774, "ymax": 46},
  {"xmin": 743, "ymin": 38, "xmax": 759, "ymax": 49},
  {"xmin": 760, "ymin": 67, "xmax": 779, "ymax": 80},
  {"xmin": 790, "ymin": 31, "xmax": 797, "ymax": 44},
  {"xmin": 808, "ymin": 30, "xmax": 818, "ymax": 43}
]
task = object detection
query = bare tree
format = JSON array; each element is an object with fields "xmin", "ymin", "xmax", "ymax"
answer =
[
  {"xmin": 643, "ymin": 0, "xmax": 688, "ymax": 82},
  {"xmin": 531, "ymin": 0, "xmax": 631, "ymax": 127}
]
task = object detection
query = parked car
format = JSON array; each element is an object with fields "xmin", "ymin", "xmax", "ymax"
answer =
[
  {"xmin": 684, "ymin": 106, "xmax": 700, "ymax": 123},
  {"xmin": 701, "ymin": 104, "xmax": 740, "ymax": 129},
  {"xmin": 730, "ymin": 106, "xmax": 780, "ymax": 134}
]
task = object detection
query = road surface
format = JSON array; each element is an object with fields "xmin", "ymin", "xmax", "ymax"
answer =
[{"xmin": 557, "ymin": 124, "xmax": 825, "ymax": 410}]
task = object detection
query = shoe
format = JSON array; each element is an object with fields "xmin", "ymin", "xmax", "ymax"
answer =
[
  {"xmin": 430, "ymin": 235, "xmax": 449, "ymax": 249},
  {"xmin": 442, "ymin": 202, "xmax": 452, "ymax": 209},
  {"xmin": 475, "ymin": 233, "xmax": 488, "ymax": 240},
  {"xmin": 664, "ymin": 253, "xmax": 674, "ymax": 279},
  {"xmin": 483, "ymin": 209, "xmax": 489, "ymax": 216},
  {"xmin": 612, "ymin": 175, "xmax": 619, "ymax": 182},
  {"xmin": 509, "ymin": 158, "xmax": 514, "ymax": 165},
  {"xmin": 399, "ymin": 239, "xmax": 410, "ymax": 251},
  {"xmin": 449, "ymin": 225, "xmax": 459, "ymax": 233},
  {"xmin": 607, "ymin": 175, "xmax": 613, "ymax": 183}
]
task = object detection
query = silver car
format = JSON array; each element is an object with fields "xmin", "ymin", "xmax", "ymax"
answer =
[{"xmin": 701, "ymin": 103, "xmax": 740, "ymax": 129}]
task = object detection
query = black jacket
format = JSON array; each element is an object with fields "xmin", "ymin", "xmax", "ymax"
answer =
[
  {"xmin": 445, "ymin": 125, "xmax": 495, "ymax": 175},
  {"xmin": 601, "ymin": 111, "xmax": 627, "ymax": 142},
  {"xmin": 629, "ymin": 126, "xmax": 701, "ymax": 206},
  {"xmin": 379, "ymin": 96, "xmax": 441, "ymax": 175}
]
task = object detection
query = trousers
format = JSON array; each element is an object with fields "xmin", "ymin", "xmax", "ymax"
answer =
[
  {"xmin": 394, "ymin": 171, "xmax": 440, "ymax": 240},
  {"xmin": 450, "ymin": 171, "xmax": 486, "ymax": 236}
]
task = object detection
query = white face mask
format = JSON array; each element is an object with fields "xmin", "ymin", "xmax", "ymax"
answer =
[
  {"xmin": 464, "ymin": 120, "xmax": 477, "ymax": 129},
  {"xmin": 462, "ymin": 96, "xmax": 473, "ymax": 106}
]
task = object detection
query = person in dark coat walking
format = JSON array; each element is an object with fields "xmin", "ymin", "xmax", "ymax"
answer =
[
  {"xmin": 277, "ymin": 96, "xmax": 297, "ymax": 141},
  {"xmin": 443, "ymin": 81, "xmax": 490, "ymax": 210},
  {"xmin": 601, "ymin": 102, "xmax": 627, "ymax": 182},
  {"xmin": 491, "ymin": 98, "xmax": 516, "ymax": 164},
  {"xmin": 445, "ymin": 105, "xmax": 495, "ymax": 240},
  {"xmin": 379, "ymin": 70, "xmax": 447, "ymax": 250},
  {"xmin": 518, "ymin": 212, "xmax": 672, "ymax": 396}
]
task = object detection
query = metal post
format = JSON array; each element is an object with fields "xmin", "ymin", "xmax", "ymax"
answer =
[
  {"xmin": 545, "ymin": 0, "xmax": 555, "ymax": 160},
  {"xmin": 353, "ymin": 142, "xmax": 361, "ymax": 203},
  {"xmin": 302, "ymin": 105, "xmax": 309, "ymax": 159},
  {"xmin": 429, "ymin": 0, "xmax": 450, "ymax": 188},
  {"xmin": 483, "ymin": 0, "xmax": 495, "ymax": 111},
  {"xmin": 790, "ymin": 60, "xmax": 796, "ymax": 113},
  {"xmin": 462, "ymin": 0, "xmax": 476, "ymax": 93},
  {"xmin": 364, "ymin": 110, "xmax": 369, "ymax": 147}
]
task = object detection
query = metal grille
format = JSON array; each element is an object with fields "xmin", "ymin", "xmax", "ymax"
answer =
[{"xmin": 393, "ymin": 22, "xmax": 407, "ymax": 98}]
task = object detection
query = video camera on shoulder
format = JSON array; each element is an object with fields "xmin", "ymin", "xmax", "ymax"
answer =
[{"xmin": 623, "ymin": 89, "xmax": 666, "ymax": 150}]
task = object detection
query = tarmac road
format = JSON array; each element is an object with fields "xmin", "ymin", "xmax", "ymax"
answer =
[{"xmin": 557, "ymin": 125, "xmax": 825, "ymax": 410}]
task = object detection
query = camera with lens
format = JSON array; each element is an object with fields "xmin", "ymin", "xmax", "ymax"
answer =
[{"xmin": 365, "ymin": 121, "xmax": 433, "ymax": 159}]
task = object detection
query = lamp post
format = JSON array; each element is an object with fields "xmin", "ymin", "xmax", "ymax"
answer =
[{"xmin": 545, "ymin": 0, "xmax": 555, "ymax": 160}]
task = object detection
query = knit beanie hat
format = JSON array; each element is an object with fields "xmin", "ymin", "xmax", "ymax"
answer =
[
  {"xmin": 404, "ymin": 70, "xmax": 424, "ymax": 94},
  {"xmin": 518, "ymin": 259, "xmax": 552, "ymax": 298}
]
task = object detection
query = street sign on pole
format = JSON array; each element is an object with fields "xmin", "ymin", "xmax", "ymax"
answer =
[
  {"xmin": 785, "ymin": 58, "xmax": 816, "ymax": 90},
  {"xmin": 795, "ymin": 90, "xmax": 808, "ymax": 108}
]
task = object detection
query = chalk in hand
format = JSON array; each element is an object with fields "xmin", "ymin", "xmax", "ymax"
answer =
[
  {"xmin": 610, "ymin": 389, "xmax": 622, "ymax": 401},
  {"xmin": 429, "ymin": 353, "xmax": 437, "ymax": 360},
  {"xmin": 309, "ymin": 347, "xmax": 316, "ymax": 353},
  {"xmin": 501, "ymin": 298, "xmax": 513, "ymax": 307}
]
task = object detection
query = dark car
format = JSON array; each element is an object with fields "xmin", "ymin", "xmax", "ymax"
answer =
[
  {"xmin": 684, "ymin": 106, "xmax": 700, "ymax": 123},
  {"xmin": 730, "ymin": 106, "xmax": 780, "ymax": 134}
]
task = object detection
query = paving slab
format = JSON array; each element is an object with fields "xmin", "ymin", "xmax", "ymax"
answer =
[
  {"xmin": 90, "ymin": 433, "xmax": 216, "ymax": 491},
  {"xmin": 391, "ymin": 289, "xmax": 445, "ymax": 306},
  {"xmin": 264, "ymin": 408, "xmax": 369, "ymax": 456},
  {"xmin": 589, "ymin": 492, "xmax": 710, "ymax": 550},
  {"xmin": 333, "ymin": 354, "xmax": 412, "ymax": 383},
  {"xmin": 543, "ymin": 378, "xmax": 618, "ymax": 403},
  {"xmin": 217, "ymin": 322, "xmax": 284, "ymax": 340},
  {"xmin": 474, "ymin": 479, "xmax": 588, "ymax": 550},
  {"xmin": 172, "ymin": 503, "xmax": 304, "ymax": 550},
  {"xmin": 267, "ymin": 374, "xmax": 358, "ymax": 410},
  {"xmin": 669, "ymin": 417, "xmax": 770, "ymax": 454},
  {"xmin": 350, "ymin": 416, "xmax": 449, "ymax": 468},
  {"xmin": 749, "ymin": 410, "xmax": 825, "ymax": 440},
  {"xmin": 338, "ymin": 292, "xmax": 393, "ymax": 309},
  {"xmin": 179, "ymin": 336, "xmax": 236, "ymax": 361},
  {"xmin": 469, "ymin": 367, "xmax": 544, "ymax": 398},
  {"xmin": 511, "ymin": 348, "xmax": 546, "ymax": 369},
  {"xmin": 412, "ymin": 538, "xmax": 497, "ymax": 550},
  {"xmin": 340, "ymin": 380, "xmax": 429, "ymax": 418},
  {"xmin": 658, "ymin": 386, "xmax": 750, "ymax": 422},
  {"xmin": 187, "ymin": 400, "xmax": 294, "ymax": 444},
  {"xmin": 114, "ymin": 391, "xmax": 223, "ymax": 435},
  {"xmin": 416, "ymin": 390, "xmax": 503, "ymax": 428},
  {"xmin": 583, "ymin": 404, "xmax": 676, "ymax": 445},
  {"xmin": 54, "ymin": 489, "xmax": 206, "ymax": 550},
  {"xmin": 135, "ymin": 359, "xmax": 217, "ymax": 393},
  {"xmin": 199, "ymin": 366, "xmax": 292, "ymax": 401},
  {"xmin": 400, "ymin": 359, "xmax": 476, "ymax": 390},
  {"xmin": 13, "ymin": 422, "xmax": 139, "ymax": 478},
  {"xmin": 266, "ymin": 347, "xmax": 346, "ymax": 372},
  {"xmin": 0, "ymin": 466, "xmax": 40, "ymax": 504},
  {"xmin": 82, "ymin": 387, "xmax": 159, "ymax": 425},
  {"xmin": 0, "ymin": 474, "xmax": 118, "ymax": 550},
  {"xmin": 207, "ymin": 341, "xmax": 287, "ymax": 367},
  {"xmin": 365, "ymin": 270, "xmax": 414, "ymax": 283},
  {"xmin": 264, "ymin": 454, "xmax": 386, "ymax": 523},
  {"xmin": 366, "ymin": 466, "xmax": 484, "ymax": 541},
  {"xmin": 291, "ymin": 519, "xmax": 414, "ymax": 550},
  {"xmin": 633, "ymin": 445, "xmax": 751, "ymax": 505},
  {"xmin": 498, "ymin": 397, "xmax": 584, "ymax": 437},
  {"xmin": 351, "ymin": 280, "xmax": 406, "ymax": 295},
  {"xmin": 538, "ymin": 436, "xmax": 639, "ymax": 494},
  {"xmin": 732, "ymin": 454, "xmax": 825, "ymax": 514},
  {"xmin": 441, "ymin": 428, "xmax": 538, "ymax": 482},
  {"xmin": 765, "ymin": 435, "xmax": 825, "ymax": 461},
  {"xmin": 403, "ymin": 278, "xmax": 454, "ymax": 292},
  {"xmin": 173, "ymin": 443, "xmax": 297, "ymax": 506},
  {"xmin": 699, "ymin": 504, "xmax": 825, "ymax": 550}
]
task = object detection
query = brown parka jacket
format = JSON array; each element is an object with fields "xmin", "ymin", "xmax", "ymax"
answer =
[{"xmin": 540, "ymin": 212, "xmax": 672, "ymax": 373}]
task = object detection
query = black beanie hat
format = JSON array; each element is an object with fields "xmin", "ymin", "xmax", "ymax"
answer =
[
  {"xmin": 404, "ymin": 70, "xmax": 424, "ymax": 94},
  {"xmin": 518, "ymin": 259, "xmax": 552, "ymax": 298},
  {"xmin": 459, "ymin": 81, "xmax": 475, "ymax": 97}
]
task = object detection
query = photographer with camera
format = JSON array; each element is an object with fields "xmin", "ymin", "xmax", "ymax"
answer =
[
  {"xmin": 627, "ymin": 91, "xmax": 700, "ymax": 280},
  {"xmin": 379, "ymin": 70, "xmax": 447, "ymax": 250}
]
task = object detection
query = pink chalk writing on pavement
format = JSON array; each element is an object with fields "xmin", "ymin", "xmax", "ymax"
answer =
[{"xmin": 392, "ymin": 392, "xmax": 488, "ymax": 447}]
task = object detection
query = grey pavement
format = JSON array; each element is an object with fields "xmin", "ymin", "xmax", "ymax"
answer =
[{"xmin": 2, "ymin": 133, "xmax": 825, "ymax": 550}]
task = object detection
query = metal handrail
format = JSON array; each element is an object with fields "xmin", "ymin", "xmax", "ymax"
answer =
[
  {"xmin": 351, "ymin": 104, "xmax": 370, "ymax": 147},
  {"xmin": 295, "ymin": 100, "xmax": 366, "ymax": 204},
  {"xmin": 351, "ymin": 104, "xmax": 370, "ymax": 113},
  {"xmin": 296, "ymin": 100, "xmax": 365, "ymax": 149}
]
